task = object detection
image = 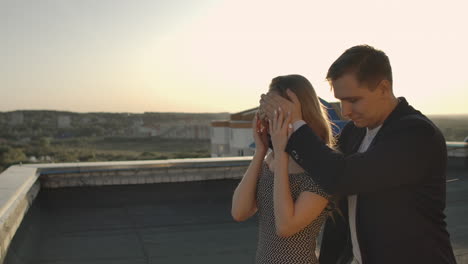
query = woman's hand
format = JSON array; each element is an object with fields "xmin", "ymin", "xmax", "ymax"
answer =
[
  {"xmin": 269, "ymin": 107, "xmax": 293, "ymax": 153},
  {"xmin": 253, "ymin": 112, "xmax": 269, "ymax": 157}
]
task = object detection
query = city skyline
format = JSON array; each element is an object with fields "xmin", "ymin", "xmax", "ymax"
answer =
[{"xmin": 1, "ymin": 0, "xmax": 468, "ymax": 115}]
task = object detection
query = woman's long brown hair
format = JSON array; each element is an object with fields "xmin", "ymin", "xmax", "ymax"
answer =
[{"xmin": 267, "ymin": 74, "xmax": 335, "ymax": 147}]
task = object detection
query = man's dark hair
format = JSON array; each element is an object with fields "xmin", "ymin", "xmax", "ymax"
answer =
[{"xmin": 326, "ymin": 45, "xmax": 393, "ymax": 90}]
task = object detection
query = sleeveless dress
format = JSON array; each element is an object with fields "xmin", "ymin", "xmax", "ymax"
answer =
[{"xmin": 255, "ymin": 162, "xmax": 329, "ymax": 264}]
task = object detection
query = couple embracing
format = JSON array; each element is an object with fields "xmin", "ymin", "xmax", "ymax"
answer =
[{"xmin": 231, "ymin": 45, "xmax": 456, "ymax": 264}]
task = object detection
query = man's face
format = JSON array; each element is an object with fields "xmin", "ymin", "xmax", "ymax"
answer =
[{"xmin": 332, "ymin": 73, "xmax": 385, "ymax": 129}]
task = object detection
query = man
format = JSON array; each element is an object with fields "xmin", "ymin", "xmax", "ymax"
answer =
[{"xmin": 260, "ymin": 45, "xmax": 456, "ymax": 264}]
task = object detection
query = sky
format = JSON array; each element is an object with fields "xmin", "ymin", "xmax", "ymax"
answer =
[{"xmin": 1, "ymin": 0, "xmax": 467, "ymax": 115}]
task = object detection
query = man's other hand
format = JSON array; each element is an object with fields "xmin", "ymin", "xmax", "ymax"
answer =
[{"xmin": 259, "ymin": 89, "xmax": 302, "ymax": 123}]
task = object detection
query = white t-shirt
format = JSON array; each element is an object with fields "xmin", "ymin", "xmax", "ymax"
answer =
[{"xmin": 348, "ymin": 125, "xmax": 382, "ymax": 264}]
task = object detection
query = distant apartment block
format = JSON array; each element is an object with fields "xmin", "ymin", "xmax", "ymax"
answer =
[
  {"xmin": 137, "ymin": 125, "xmax": 160, "ymax": 137},
  {"xmin": 9, "ymin": 112, "xmax": 24, "ymax": 126},
  {"xmin": 132, "ymin": 119, "xmax": 211, "ymax": 139},
  {"xmin": 57, "ymin": 115, "xmax": 71, "ymax": 128},
  {"xmin": 161, "ymin": 124, "xmax": 210, "ymax": 139}
]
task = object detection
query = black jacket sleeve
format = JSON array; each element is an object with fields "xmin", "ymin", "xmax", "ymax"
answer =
[{"xmin": 285, "ymin": 117, "xmax": 445, "ymax": 196}]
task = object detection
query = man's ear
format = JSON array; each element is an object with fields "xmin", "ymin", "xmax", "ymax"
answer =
[{"xmin": 377, "ymin": 80, "xmax": 392, "ymax": 96}]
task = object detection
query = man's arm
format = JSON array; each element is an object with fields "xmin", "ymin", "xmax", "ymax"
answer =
[{"xmin": 286, "ymin": 117, "xmax": 441, "ymax": 196}]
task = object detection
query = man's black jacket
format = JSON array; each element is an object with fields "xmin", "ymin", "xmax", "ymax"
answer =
[{"xmin": 285, "ymin": 98, "xmax": 456, "ymax": 264}]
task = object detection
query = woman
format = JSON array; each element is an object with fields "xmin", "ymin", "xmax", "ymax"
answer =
[{"xmin": 231, "ymin": 74, "xmax": 334, "ymax": 264}]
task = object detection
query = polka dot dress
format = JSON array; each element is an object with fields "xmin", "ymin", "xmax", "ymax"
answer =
[{"xmin": 255, "ymin": 162, "xmax": 329, "ymax": 264}]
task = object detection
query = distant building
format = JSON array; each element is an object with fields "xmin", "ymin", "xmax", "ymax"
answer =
[
  {"xmin": 132, "ymin": 118, "xmax": 144, "ymax": 127},
  {"xmin": 57, "ymin": 116, "xmax": 71, "ymax": 128},
  {"xmin": 465, "ymin": 137, "xmax": 468, "ymax": 168},
  {"xmin": 210, "ymin": 100, "xmax": 347, "ymax": 157},
  {"xmin": 211, "ymin": 107, "xmax": 257, "ymax": 157},
  {"xmin": 131, "ymin": 119, "xmax": 211, "ymax": 139},
  {"xmin": 81, "ymin": 117, "xmax": 91, "ymax": 124},
  {"xmin": 9, "ymin": 112, "xmax": 24, "ymax": 126},
  {"xmin": 211, "ymin": 121, "xmax": 231, "ymax": 157},
  {"xmin": 138, "ymin": 125, "xmax": 160, "ymax": 137},
  {"xmin": 161, "ymin": 124, "xmax": 211, "ymax": 139}
]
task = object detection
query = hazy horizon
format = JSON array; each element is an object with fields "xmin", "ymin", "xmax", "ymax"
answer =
[
  {"xmin": 2, "ymin": 0, "xmax": 468, "ymax": 115},
  {"xmin": 2, "ymin": 109, "xmax": 468, "ymax": 118},
  {"xmin": 0, "ymin": 108, "xmax": 231, "ymax": 115}
]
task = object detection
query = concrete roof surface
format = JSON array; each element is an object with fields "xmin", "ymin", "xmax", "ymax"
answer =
[{"xmin": 4, "ymin": 164, "xmax": 468, "ymax": 264}]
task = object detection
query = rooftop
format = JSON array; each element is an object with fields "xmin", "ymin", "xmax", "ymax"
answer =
[{"xmin": 0, "ymin": 156, "xmax": 467, "ymax": 264}]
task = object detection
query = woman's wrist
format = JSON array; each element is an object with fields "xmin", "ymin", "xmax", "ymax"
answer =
[
  {"xmin": 254, "ymin": 148, "xmax": 267, "ymax": 158},
  {"xmin": 273, "ymin": 151, "xmax": 288, "ymax": 177},
  {"xmin": 274, "ymin": 151, "xmax": 289, "ymax": 160}
]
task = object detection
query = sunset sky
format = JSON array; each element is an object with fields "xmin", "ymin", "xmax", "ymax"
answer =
[{"xmin": 1, "ymin": 0, "xmax": 467, "ymax": 114}]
